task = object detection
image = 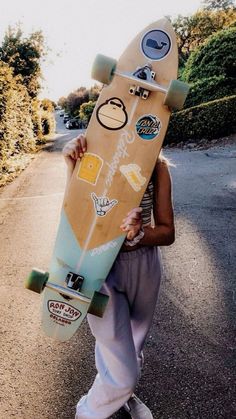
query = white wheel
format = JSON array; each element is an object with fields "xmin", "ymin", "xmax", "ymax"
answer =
[
  {"xmin": 164, "ymin": 80, "xmax": 189, "ymax": 110},
  {"xmin": 91, "ymin": 54, "xmax": 117, "ymax": 85}
]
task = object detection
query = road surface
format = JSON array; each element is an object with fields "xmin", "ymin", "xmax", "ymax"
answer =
[{"xmin": 0, "ymin": 113, "xmax": 235, "ymax": 418}]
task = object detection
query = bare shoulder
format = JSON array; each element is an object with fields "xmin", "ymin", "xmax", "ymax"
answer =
[{"xmin": 154, "ymin": 157, "xmax": 172, "ymax": 188}]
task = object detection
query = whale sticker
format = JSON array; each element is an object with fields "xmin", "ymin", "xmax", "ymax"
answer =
[{"xmin": 141, "ymin": 30, "xmax": 171, "ymax": 60}]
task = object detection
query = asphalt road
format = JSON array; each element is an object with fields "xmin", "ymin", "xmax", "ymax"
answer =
[{"xmin": 0, "ymin": 113, "xmax": 235, "ymax": 419}]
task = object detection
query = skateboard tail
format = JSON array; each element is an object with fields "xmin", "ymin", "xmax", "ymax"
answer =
[
  {"xmin": 42, "ymin": 294, "xmax": 90, "ymax": 341},
  {"xmin": 41, "ymin": 210, "xmax": 124, "ymax": 340}
]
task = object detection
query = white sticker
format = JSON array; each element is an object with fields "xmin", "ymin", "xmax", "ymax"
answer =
[
  {"xmin": 141, "ymin": 29, "xmax": 171, "ymax": 61},
  {"xmin": 48, "ymin": 300, "xmax": 82, "ymax": 322},
  {"xmin": 96, "ymin": 97, "xmax": 128, "ymax": 130},
  {"xmin": 91, "ymin": 192, "xmax": 118, "ymax": 217},
  {"xmin": 120, "ymin": 164, "xmax": 146, "ymax": 192},
  {"xmin": 91, "ymin": 240, "xmax": 119, "ymax": 256}
]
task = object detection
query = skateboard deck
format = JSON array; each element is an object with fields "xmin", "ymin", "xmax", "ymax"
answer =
[{"xmin": 25, "ymin": 18, "xmax": 188, "ymax": 341}]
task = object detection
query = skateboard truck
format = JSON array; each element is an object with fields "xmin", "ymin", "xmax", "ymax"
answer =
[
  {"xmin": 60, "ymin": 271, "xmax": 84, "ymax": 301},
  {"xmin": 25, "ymin": 268, "xmax": 109, "ymax": 319},
  {"xmin": 92, "ymin": 54, "xmax": 189, "ymax": 110},
  {"xmin": 129, "ymin": 65, "xmax": 156, "ymax": 99},
  {"xmin": 114, "ymin": 67, "xmax": 168, "ymax": 95},
  {"xmin": 66, "ymin": 272, "xmax": 84, "ymax": 292}
]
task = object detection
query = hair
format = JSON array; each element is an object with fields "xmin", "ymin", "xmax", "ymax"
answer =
[{"xmin": 157, "ymin": 150, "xmax": 175, "ymax": 167}]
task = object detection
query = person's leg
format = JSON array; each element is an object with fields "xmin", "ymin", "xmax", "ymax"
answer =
[
  {"xmin": 123, "ymin": 247, "xmax": 162, "ymax": 418},
  {"xmin": 75, "ymin": 256, "xmax": 140, "ymax": 419},
  {"xmin": 75, "ymin": 247, "xmax": 162, "ymax": 418},
  {"xmin": 128, "ymin": 246, "xmax": 163, "ymax": 368}
]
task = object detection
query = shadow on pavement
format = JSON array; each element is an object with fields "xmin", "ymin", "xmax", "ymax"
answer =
[{"xmin": 41, "ymin": 138, "xmax": 236, "ymax": 418}]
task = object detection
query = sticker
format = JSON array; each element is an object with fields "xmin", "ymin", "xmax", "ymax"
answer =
[
  {"xmin": 91, "ymin": 192, "xmax": 118, "ymax": 217},
  {"xmin": 141, "ymin": 30, "xmax": 171, "ymax": 60},
  {"xmin": 96, "ymin": 97, "xmax": 128, "ymax": 130},
  {"xmin": 77, "ymin": 153, "xmax": 103, "ymax": 185},
  {"xmin": 105, "ymin": 129, "xmax": 135, "ymax": 188},
  {"xmin": 136, "ymin": 115, "xmax": 161, "ymax": 140},
  {"xmin": 48, "ymin": 300, "xmax": 82, "ymax": 322},
  {"xmin": 91, "ymin": 240, "xmax": 118, "ymax": 256},
  {"xmin": 120, "ymin": 164, "xmax": 146, "ymax": 192}
]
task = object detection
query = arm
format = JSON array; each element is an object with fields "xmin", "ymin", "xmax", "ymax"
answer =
[
  {"xmin": 121, "ymin": 160, "xmax": 175, "ymax": 247},
  {"xmin": 62, "ymin": 134, "xmax": 87, "ymax": 189}
]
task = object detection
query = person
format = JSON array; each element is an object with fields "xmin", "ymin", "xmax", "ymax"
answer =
[{"xmin": 62, "ymin": 133, "xmax": 175, "ymax": 419}]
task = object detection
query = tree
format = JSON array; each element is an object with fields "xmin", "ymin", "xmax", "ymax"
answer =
[
  {"xmin": 89, "ymin": 84, "xmax": 101, "ymax": 102},
  {"xmin": 0, "ymin": 25, "xmax": 46, "ymax": 98},
  {"xmin": 172, "ymin": 8, "xmax": 236, "ymax": 67},
  {"xmin": 202, "ymin": 0, "xmax": 235, "ymax": 10},
  {"xmin": 41, "ymin": 98, "xmax": 54, "ymax": 112},
  {"xmin": 58, "ymin": 96, "xmax": 67, "ymax": 110},
  {"xmin": 182, "ymin": 27, "xmax": 236, "ymax": 82},
  {"xmin": 79, "ymin": 101, "xmax": 96, "ymax": 123},
  {"xmin": 67, "ymin": 87, "xmax": 89, "ymax": 115}
]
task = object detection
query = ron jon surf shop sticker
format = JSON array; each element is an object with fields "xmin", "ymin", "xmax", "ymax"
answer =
[{"xmin": 136, "ymin": 115, "xmax": 161, "ymax": 140}]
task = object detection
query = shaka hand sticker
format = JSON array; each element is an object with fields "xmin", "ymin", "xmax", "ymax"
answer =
[{"xmin": 91, "ymin": 192, "xmax": 118, "ymax": 217}]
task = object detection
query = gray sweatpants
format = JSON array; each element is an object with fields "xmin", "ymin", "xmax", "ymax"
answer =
[{"xmin": 75, "ymin": 246, "xmax": 162, "ymax": 419}]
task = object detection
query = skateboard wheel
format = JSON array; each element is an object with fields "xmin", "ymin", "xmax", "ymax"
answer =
[
  {"xmin": 88, "ymin": 291, "xmax": 109, "ymax": 317},
  {"xmin": 91, "ymin": 54, "xmax": 117, "ymax": 85},
  {"xmin": 25, "ymin": 269, "xmax": 49, "ymax": 294},
  {"xmin": 164, "ymin": 80, "xmax": 189, "ymax": 110}
]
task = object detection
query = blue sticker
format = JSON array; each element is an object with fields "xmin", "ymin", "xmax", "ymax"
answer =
[
  {"xmin": 136, "ymin": 115, "xmax": 161, "ymax": 140},
  {"xmin": 141, "ymin": 30, "xmax": 171, "ymax": 61}
]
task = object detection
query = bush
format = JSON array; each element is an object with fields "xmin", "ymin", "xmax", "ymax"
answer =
[
  {"xmin": 182, "ymin": 27, "xmax": 236, "ymax": 82},
  {"xmin": 41, "ymin": 110, "xmax": 55, "ymax": 136},
  {"xmin": 184, "ymin": 75, "xmax": 236, "ymax": 108},
  {"xmin": 165, "ymin": 95, "xmax": 236, "ymax": 144},
  {"xmin": 0, "ymin": 61, "xmax": 35, "ymax": 171},
  {"xmin": 31, "ymin": 98, "xmax": 43, "ymax": 141}
]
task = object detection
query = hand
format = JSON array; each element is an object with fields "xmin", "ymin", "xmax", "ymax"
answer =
[
  {"xmin": 120, "ymin": 207, "xmax": 143, "ymax": 240},
  {"xmin": 62, "ymin": 134, "xmax": 87, "ymax": 172}
]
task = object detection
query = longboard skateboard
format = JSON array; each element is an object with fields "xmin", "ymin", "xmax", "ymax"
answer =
[{"xmin": 25, "ymin": 18, "xmax": 189, "ymax": 341}]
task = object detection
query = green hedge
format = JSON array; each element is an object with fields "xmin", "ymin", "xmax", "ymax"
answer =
[
  {"xmin": 0, "ymin": 62, "xmax": 36, "ymax": 171},
  {"xmin": 165, "ymin": 95, "xmax": 236, "ymax": 144},
  {"xmin": 31, "ymin": 98, "xmax": 43, "ymax": 141},
  {"xmin": 182, "ymin": 27, "xmax": 236, "ymax": 83},
  {"xmin": 0, "ymin": 61, "xmax": 56, "ymax": 176},
  {"xmin": 41, "ymin": 110, "xmax": 56, "ymax": 136},
  {"xmin": 184, "ymin": 76, "xmax": 236, "ymax": 108}
]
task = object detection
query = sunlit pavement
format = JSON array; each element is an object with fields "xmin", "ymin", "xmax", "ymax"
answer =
[{"xmin": 0, "ymin": 114, "xmax": 235, "ymax": 418}]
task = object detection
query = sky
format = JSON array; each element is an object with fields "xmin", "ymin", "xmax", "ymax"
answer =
[{"xmin": 0, "ymin": 0, "xmax": 203, "ymax": 102}]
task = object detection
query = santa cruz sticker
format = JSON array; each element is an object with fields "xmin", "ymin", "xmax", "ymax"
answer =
[
  {"xmin": 141, "ymin": 30, "xmax": 171, "ymax": 61},
  {"xmin": 136, "ymin": 115, "xmax": 161, "ymax": 140},
  {"xmin": 96, "ymin": 97, "xmax": 128, "ymax": 130},
  {"xmin": 48, "ymin": 300, "xmax": 82, "ymax": 322}
]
